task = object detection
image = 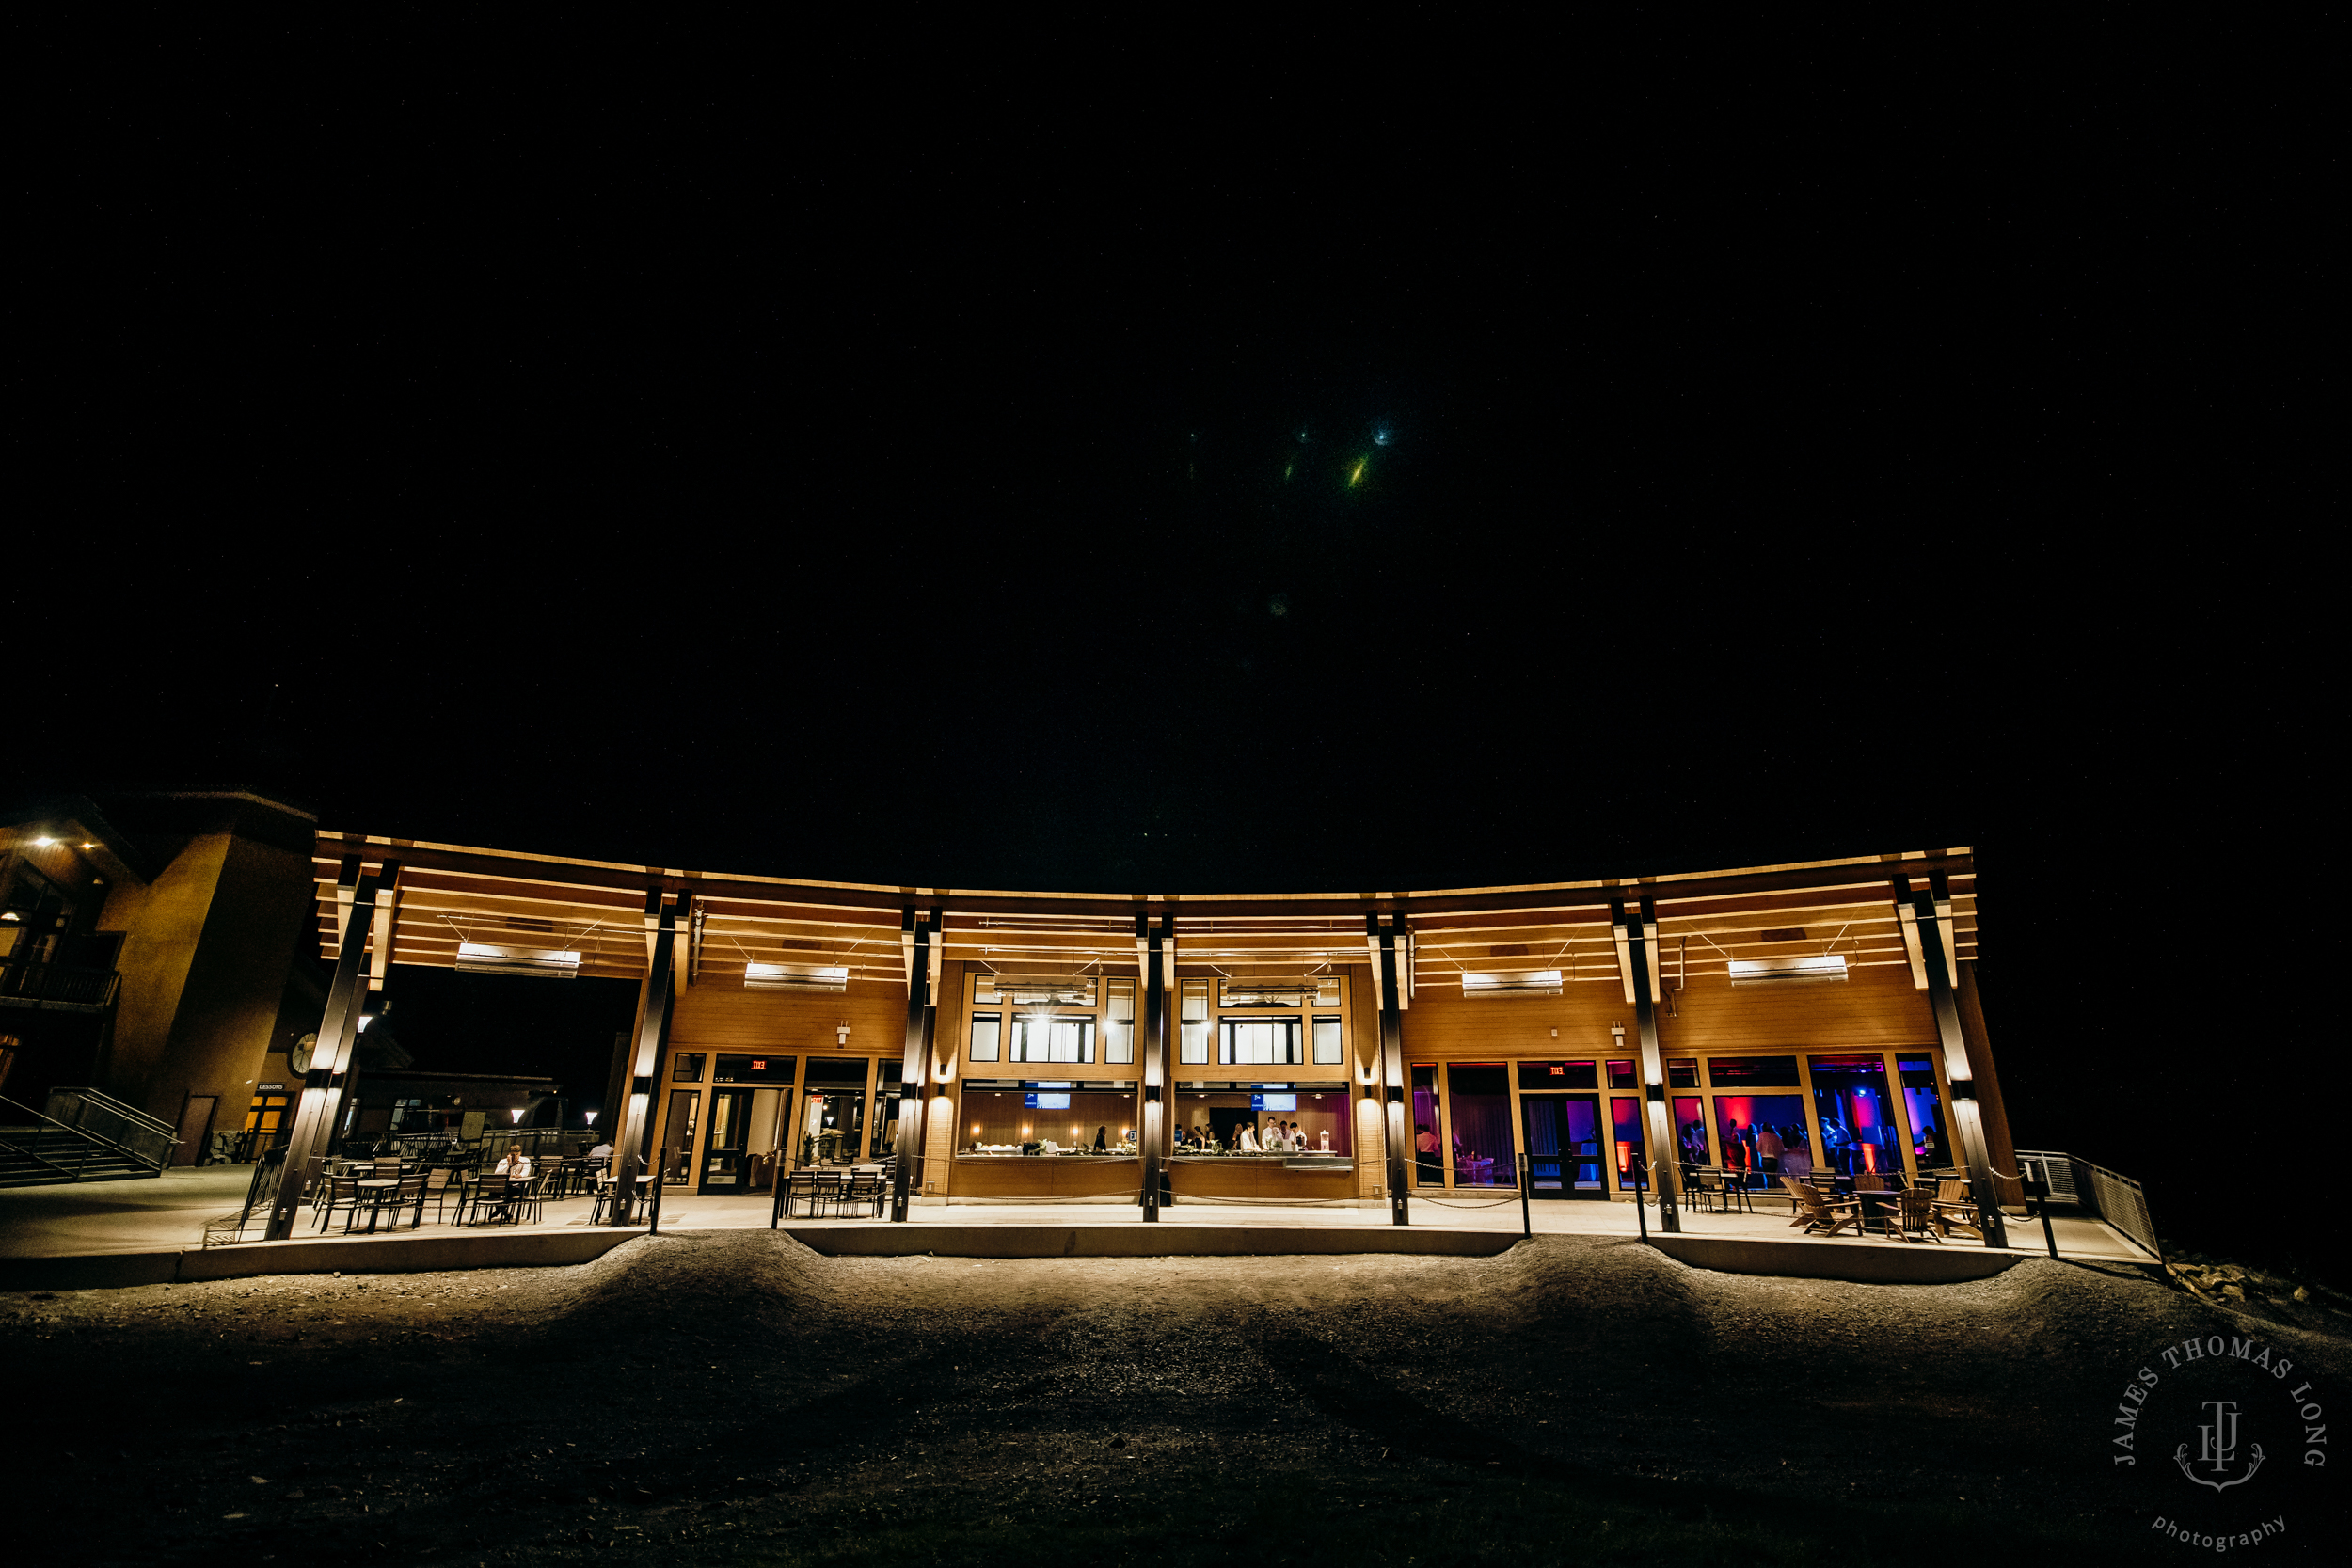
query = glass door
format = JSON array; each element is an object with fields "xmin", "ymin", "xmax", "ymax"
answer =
[
  {"xmin": 239, "ymin": 1093, "xmax": 292, "ymax": 1162},
  {"xmin": 1520, "ymin": 1094, "xmax": 1606, "ymax": 1198},
  {"xmin": 1445, "ymin": 1064, "xmax": 1517, "ymax": 1188},
  {"xmin": 802, "ymin": 1088, "xmax": 866, "ymax": 1164},
  {"xmin": 1409, "ymin": 1066, "xmax": 1443, "ymax": 1186},
  {"xmin": 700, "ymin": 1087, "xmax": 753, "ymax": 1194}
]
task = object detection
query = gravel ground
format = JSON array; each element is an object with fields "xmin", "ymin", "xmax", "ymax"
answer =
[{"xmin": 6, "ymin": 1232, "xmax": 2344, "ymax": 1565}]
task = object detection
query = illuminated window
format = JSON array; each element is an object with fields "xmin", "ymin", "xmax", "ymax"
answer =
[
  {"xmin": 1219, "ymin": 1019, "xmax": 1301, "ymax": 1065},
  {"xmin": 969, "ymin": 1014, "xmax": 1001, "ymax": 1062},
  {"xmin": 1311, "ymin": 1016, "xmax": 1343, "ymax": 1065},
  {"xmin": 1105, "ymin": 979, "xmax": 1135, "ymax": 1064},
  {"xmin": 1179, "ymin": 980, "xmax": 1210, "ymax": 1064},
  {"xmin": 1009, "ymin": 1016, "xmax": 1095, "ymax": 1064}
]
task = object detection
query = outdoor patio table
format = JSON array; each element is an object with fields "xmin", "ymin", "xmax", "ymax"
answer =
[
  {"xmin": 351, "ymin": 1179, "xmax": 401, "ymax": 1233},
  {"xmin": 1854, "ymin": 1189, "xmax": 1899, "ymax": 1236}
]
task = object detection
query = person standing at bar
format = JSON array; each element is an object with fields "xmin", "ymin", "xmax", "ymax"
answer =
[{"xmin": 1415, "ymin": 1122, "xmax": 1441, "ymax": 1185}]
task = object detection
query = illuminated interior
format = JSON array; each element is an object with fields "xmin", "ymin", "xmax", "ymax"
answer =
[{"xmin": 1172, "ymin": 1089, "xmax": 1350, "ymax": 1154}]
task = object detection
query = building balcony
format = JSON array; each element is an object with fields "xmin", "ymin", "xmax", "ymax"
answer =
[{"xmin": 0, "ymin": 963, "xmax": 121, "ymax": 1013}]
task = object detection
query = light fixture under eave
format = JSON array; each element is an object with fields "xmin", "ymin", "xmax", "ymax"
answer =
[
  {"xmin": 744, "ymin": 961, "xmax": 850, "ymax": 992},
  {"xmin": 456, "ymin": 942, "xmax": 583, "ymax": 979},
  {"xmin": 1727, "ymin": 954, "xmax": 1850, "ymax": 987},
  {"xmin": 1461, "ymin": 970, "xmax": 1564, "ymax": 998},
  {"xmin": 1218, "ymin": 978, "xmax": 1325, "ymax": 1008},
  {"xmin": 992, "ymin": 975, "xmax": 1097, "ymax": 1006}
]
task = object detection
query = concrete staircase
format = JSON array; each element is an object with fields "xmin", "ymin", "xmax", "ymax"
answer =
[
  {"xmin": 0, "ymin": 1088, "xmax": 177, "ymax": 1187},
  {"xmin": 0, "ymin": 1127, "xmax": 160, "ymax": 1185}
]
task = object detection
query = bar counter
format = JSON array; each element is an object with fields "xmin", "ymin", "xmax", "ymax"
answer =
[
  {"xmin": 950, "ymin": 1152, "xmax": 1141, "ymax": 1199},
  {"xmin": 1168, "ymin": 1152, "xmax": 1358, "ymax": 1200},
  {"xmin": 944, "ymin": 1151, "xmax": 1361, "ymax": 1201}
]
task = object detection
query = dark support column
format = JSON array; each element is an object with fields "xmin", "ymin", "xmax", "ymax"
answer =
[
  {"xmin": 322, "ymin": 877, "xmax": 397, "ymax": 1160},
  {"xmin": 266, "ymin": 859, "xmax": 387, "ymax": 1241},
  {"xmin": 890, "ymin": 908, "xmax": 939, "ymax": 1222},
  {"xmin": 1952, "ymin": 962, "xmax": 2022, "ymax": 1209},
  {"xmin": 1625, "ymin": 898, "xmax": 1680, "ymax": 1233},
  {"xmin": 1137, "ymin": 912, "xmax": 1170, "ymax": 1222},
  {"xmin": 1905, "ymin": 876, "xmax": 2008, "ymax": 1247},
  {"xmin": 1370, "ymin": 914, "xmax": 1412, "ymax": 1226},
  {"xmin": 612, "ymin": 894, "xmax": 679, "ymax": 1227}
]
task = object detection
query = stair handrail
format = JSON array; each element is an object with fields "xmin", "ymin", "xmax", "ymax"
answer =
[
  {"xmin": 47, "ymin": 1086, "xmax": 177, "ymax": 1140},
  {"xmin": 0, "ymin": 1124, "xmax": 90, "ymax": 1182},
  {"xmin": 0, "ymin": 1092, "xmax": 175, "ymax": 1173},
  {"xmin": 43, "ymin": 1087, "xmax": 178, "ymax": 1169}
]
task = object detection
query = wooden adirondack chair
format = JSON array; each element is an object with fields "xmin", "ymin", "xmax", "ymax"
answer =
[
  {"xmin": 1928, "ymin": 1177, "xmax": 1980, "ymax": 1237},
  {"xmin": 1777, "ymin": 1173, "xmax": 1805, "ymax": 1215},
  {"xmin": 1885, "ymin": 1186, "xmax": 1946, "ymax": 1243},
  {"xmin": 1785, "ymin": 1180, "xmax": 1865, "ymax": 1237},
  {"xmin": 1929, "ymin": 1177, "xmax": 1982, "ymax": 1239}
]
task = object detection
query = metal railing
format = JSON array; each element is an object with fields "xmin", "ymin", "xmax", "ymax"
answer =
[
  {"xmin": 0, "ymin": 964, "xmax": 122, "ymax": 1012},
  {"xmin": 2013, "ymin": 1148, "xmax": 2081, "ymax": 1204},
  {"xmin": 2069, "ymin": 1155, "xmax": 2161, "ymax": 1260},
  {"xmin": 205, "ymin": 1146, "xmax": 290, "ymax": 1245},
  {"xmin": 0, "ymin": 1092, "xmax": 172, "ymax": 1180},
  {"xmin": 44, "ymin": 1087, "xmax": 177, "ymax": 1169}
]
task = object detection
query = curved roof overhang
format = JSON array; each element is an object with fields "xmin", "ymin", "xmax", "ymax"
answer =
[{"xmin": 310, "ymin": 831, "xmax": 1978, "ymax": 993}]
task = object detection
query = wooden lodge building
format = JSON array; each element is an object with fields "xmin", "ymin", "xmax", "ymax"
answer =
[{"xmin": 276, "ymin": 834, "xmax": 2018, "ymax": 1243}]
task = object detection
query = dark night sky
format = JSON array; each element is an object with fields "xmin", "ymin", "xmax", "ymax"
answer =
[{"xmin": 12, "ymin": 24, "xmax": 2330, "ymax": 1266}]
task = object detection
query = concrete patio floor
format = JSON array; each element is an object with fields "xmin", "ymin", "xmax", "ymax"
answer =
[{"xmin": 0, "ymin": 1164, "xmax": 2153, "ymax": 1267}]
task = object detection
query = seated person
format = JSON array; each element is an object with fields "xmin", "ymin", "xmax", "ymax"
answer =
[{"xmin": 1238, "ymin": 1122, "xmax": 1263, "ymax": 1153}]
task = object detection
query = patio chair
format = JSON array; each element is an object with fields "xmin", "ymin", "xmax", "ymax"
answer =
[
  {"xmin": 1777, "ymin": 1174, "xmax": 1818, "ymax": 1217},
  {"xmin": 386, "ymin": 1170, "xmax": 428, "ymax": 1228},
  {"xmin": 782, "ymin": 1168, "xmax": 818, "ymax": 1218},
  {"xmin": 843, "ymin": 1169, "xmax": 886, "ymax": 1218},
  {"xmin": 419, "ymin": 1164, "xmax": 461, "ymax": 1223},
  {"xmin": 1885, "ymin": 1187, "xmax": 1946, "ymax": 1243},
  {"xmin": 312, "ymin": 1174, "xmax": 364, "ymax": 1233},
  {"xmin": 812, "ymin": 1169, "xmax": 848, "ymax": 1218},
  {"xmin": 460, "ymin": 1173, "xmax": 513, "ymax": 1227},
  {"xmin": 1930, "ymin": 1178, "xmax": 1983, "ymax": 1239},
  {"xmin": 516, "ymin": 1171, "xmax": 550, "ymax": 1224},
  {"xmin": 1786, "ymin": 1180, "xmax": 1865, "ymax": 1238},
  {"xmin": 589, "ymin": 1174, "xmax": 622, "ymax": 1225}
]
